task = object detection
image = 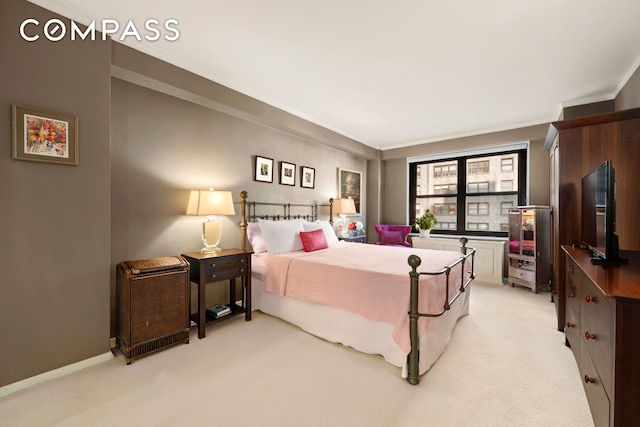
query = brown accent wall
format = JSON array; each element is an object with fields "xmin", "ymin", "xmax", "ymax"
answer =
[
  {"xmin": 616, "ymin": 65, "xmax": 640, "ymax": 110},
  {"xmin": 379, "ymin": 124, "xmax": 551, "ymax": 225},
  {"xmin": 0, "ymin": 0, "xmax": 111, "ymax": 386}
]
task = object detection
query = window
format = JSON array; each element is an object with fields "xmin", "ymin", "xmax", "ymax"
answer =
[
  {"xmin": 434, "ymin": 203, "xmax": 457, "ymax": 215},
  {"xmin": 467, "ymin": 222, "xmax": 489, "ymax": 230},
  {"xmin": 501, "ymin": 157, "xmax": 513, "ymax": 172},
  {"xmin": 409, "ymin": 148, "xmax": 526, "ymax": 237},
  {"xmin": 501, "ymin": 201, "xmax": 514, "ymax": 215},
  {"xmin": 468, "ymin": 160, "xmax": 489, "ymax": 174},
  {"xmin": 501, "ymin": 180, "xmax": 513, "ymax": 191},
  {"xmin": 434, "ymin": 164, "xmax": 457, "ymax": 177},
  {"xmin": 468, "ymin": 182, "xmax": 489, "ymax": 193},
  {"xmin": 468, "ymin": 202, "xmax": 489, "ymax": 215},
  {"xmin": 433, "ymin": 184, "xmax": 457, "ymax": 194}
]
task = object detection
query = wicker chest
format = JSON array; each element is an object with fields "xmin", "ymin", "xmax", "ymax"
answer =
[{"xmin": 116, "ymin": 256, "xmax": 190, "ymax": 363}]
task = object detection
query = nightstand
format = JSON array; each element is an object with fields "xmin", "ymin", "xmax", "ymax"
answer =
[
  {"xmin": 181, "ymin": 249, "xmax": 252, "ymax": 339},
  {"xmin": 338, "ymin": 234, "xmax": 367, "ymax": 243}
]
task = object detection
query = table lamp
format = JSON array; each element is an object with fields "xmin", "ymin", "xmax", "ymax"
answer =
[
  {"xmin": 186, "ymin": 188, "xmax": 236, "ymax": 253},
  {"xmin": 333, "ymin": 198, "xmax": 356, "ymax": 237}
]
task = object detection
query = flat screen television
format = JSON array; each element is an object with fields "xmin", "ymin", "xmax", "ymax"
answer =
[{"xmin": 581, "ymin": 160, "xmax": 625, "ymax": 264}]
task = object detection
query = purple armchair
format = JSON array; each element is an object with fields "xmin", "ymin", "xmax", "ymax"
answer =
[{"xmin": 374, "ymin": 224, "xmax": 412, "ymax": 247}]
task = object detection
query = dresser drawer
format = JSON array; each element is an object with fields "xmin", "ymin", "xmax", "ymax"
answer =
[
  {"xmin": 580, "ymin": 339, "xmax": 610, "ymax": 427},
  {"xmin": 565, "ymin": 259, "xmax": 582, "ymax": 357},
  {"xmin": 581, "ymin": 280, "xmax": 613, "ymax": 396}
]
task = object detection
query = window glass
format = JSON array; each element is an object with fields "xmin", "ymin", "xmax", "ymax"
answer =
[{"xmin": 410, "ymin": 150, "xmax": 525, "ymax": 237}]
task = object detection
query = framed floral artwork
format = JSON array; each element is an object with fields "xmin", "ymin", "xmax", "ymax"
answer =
[
  {"xmin": 300, "ymin": 166, "xmax": 315, "ymax": 189},
  {"xmin": 279, "ymin": 161, "xmax": 296, "ymax": 186},
  {"xmin": 254, "ymin": 155, "xmax": 274, "ymax": 183},
  {"xmin": 12, "ymin": 104, "xmax": 78, "ymax": 166},
  {"xmin": 338, "ymin": 168, "xmax": 362, "ymax": 214}
]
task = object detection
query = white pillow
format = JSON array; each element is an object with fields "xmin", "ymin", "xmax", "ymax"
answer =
[
  {"xmin": 303, "ymin": 220, "xmax": 339, "ymax": 245},
  {"xmin": 257, "ymin": 218, "xmax": 305, "ymax": 255},
  {"xmin": 246, "ymin": 222, "xmax": 267, "ymax": 253}
]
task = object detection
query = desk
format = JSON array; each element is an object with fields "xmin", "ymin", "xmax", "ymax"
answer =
[{"xmin": 181, "ymin": 249, "xmax": 252, "ymax": 339}]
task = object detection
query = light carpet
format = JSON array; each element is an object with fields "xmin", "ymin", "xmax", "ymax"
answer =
[{"xmin": 0, "ymin": 283, "xmax": 594, "ymax": 427}]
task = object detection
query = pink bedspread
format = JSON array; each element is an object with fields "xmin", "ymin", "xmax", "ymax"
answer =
[{"xmin": 263, "ymin": 242, "xmax": 468, "ymax": 354}]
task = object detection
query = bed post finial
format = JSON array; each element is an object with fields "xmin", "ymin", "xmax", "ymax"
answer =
[
  {"xmin": 459, "ymin": 237, "xmax": 468, "ymax": 255},
  {"xmin": 329, "ymin": 198, "xmax": 334, "ymax": 225},
  {"xmin": 240, "ymin": 191, "xmax": 248, "ymax": 252}
]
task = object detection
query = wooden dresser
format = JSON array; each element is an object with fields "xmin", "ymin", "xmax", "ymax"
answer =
[{"xmin": 562, "ymin": 246, "xmax": 640, "ymax": 427}]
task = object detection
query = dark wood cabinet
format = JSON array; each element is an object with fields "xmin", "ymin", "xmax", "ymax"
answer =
[
  {"xmin": 116, "ymin": 256, "xmax": 191, "ymax": 364},
  {"xmin": 563, "ymin": 246, "xmax": 640, "ymax": 427},
  {"xmin": 545, "ymin": 108, "xmax": 640, "ymax": 331}
]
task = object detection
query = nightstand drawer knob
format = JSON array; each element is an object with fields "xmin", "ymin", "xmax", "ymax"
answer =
[
  {"xmin": 209, "ymin": 274, "xmax": 216, "ymax": 279},
  {"xmin": 584, "ymin": 331, "xmax": 597, "ymax": 340},
  {"xmin": 210, "ymin": 263, "xmax": 217, "ymax": 268},
  {"xmin": 585, "ymin": 294, "xmax": 596, "ymax": 303},
  {"xmin": 566, "ymin": 322, "xmax": 575, "ymax": 328},
  {"xmin": 239, "ymin": 268, "xmax": 245, "ymax": 273},
  {"xmin": 584, "ymin": 375, "xmax": 596, "ymax": 384}
]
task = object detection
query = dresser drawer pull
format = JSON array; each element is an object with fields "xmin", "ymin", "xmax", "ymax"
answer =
[
  {"xmin": 584, "ymin": 294, "xmax": 597, "ymax": 303},
  {"xmin": 584, "ymin": 331, "xmax": 597, "ymax": 340},
  {"xmin": 209, "ymin": 263, "xmax": 217, "ymax": 268},
  {"xmin": 239, "ymin": 258, "xmax": 245, "ymax": 263},
  {"xmin": 239, "ymin": 268, "xmax": 245, "ymax": 273},
  {"xmin": 584, "ymin": 375, "xmax": 596, "ymax": 384},
  {"xmin": 566, "ymin": 322, "xmax": 575, "ymax": 328},
  {"xmin": 209, "ymin": 274, "xmax": 216, "ymax": 279}
]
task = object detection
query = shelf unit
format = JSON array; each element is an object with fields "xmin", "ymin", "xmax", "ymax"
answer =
[{"xmin": 507, "ymin": 206, "xmax": 551, "ymax": 293}]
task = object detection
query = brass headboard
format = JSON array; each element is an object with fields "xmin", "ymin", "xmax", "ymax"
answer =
[{"xmin": 239, "ymin": 191, "xmax": 334, "ymax": 252}]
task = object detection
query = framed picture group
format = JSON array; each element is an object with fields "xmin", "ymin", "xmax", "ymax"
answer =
[{"xmin": 254, "ymin": 155, "xmax": 315, "ymax": 189}]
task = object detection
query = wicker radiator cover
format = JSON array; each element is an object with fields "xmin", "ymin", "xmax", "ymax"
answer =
[{"xmin": 116, "ymin": 256, "xmax": 190, "ymax": 364}]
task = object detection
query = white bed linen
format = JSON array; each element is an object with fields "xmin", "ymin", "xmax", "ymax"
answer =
[{"xmin": 250, "ymin": 245, "xmax": 470, "ymax": 378}]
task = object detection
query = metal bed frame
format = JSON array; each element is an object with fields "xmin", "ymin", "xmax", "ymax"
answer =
[{"xmin": 238, "ymin": 191, "xmax": 476, "ymax": 384}]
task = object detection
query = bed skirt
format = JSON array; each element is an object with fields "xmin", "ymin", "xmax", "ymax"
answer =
[{"xmin": 251, "ymin": 278, "xmax": 470, "ymax": 378}]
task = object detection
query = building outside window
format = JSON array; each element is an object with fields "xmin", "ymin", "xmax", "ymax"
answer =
[{"xmin": 409, "ymin": 147, "xmax": 526, "ymax": 237}]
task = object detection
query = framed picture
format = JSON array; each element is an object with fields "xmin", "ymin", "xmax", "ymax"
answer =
[
  {"xmin": 338, "ymin": 168, "xmax": 362, "ymax": 214},
  {"xmin": 300, "ymin": 166, "xmax": 315, "ymax": 189},
  {"xmin": 254, "ymin": 155, "xmax": 274, "ymax": 183},
  {"xmin": 279, "ymin": 161, "xmax": 296, "ymax": 186},
  {"xmin": 12, "ymin": 104, "xmax": 78, "ymax": 166}
]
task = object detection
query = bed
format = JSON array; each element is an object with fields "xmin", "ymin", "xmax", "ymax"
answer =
[{"xmin": 239, "ymin": 191, "xmax": 475, "ymax": 384}]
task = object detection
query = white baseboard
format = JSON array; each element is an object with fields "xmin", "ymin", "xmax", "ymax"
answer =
[{"xmin": 0, "ymin": 352, "xmax": 114, "ymax": 397}]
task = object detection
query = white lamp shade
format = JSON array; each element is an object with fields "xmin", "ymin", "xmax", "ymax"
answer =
[
  {"xmin": 333, "ymin": 198, "xmax": 356, "ymax": 215},
  {"xmin": 186, "ymin": 190, "xmax": 236, "ymax": 216}
]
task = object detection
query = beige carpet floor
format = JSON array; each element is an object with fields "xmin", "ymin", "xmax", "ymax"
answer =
[{"xmin": 0, "ymin": 282, "xmax": 594, "ymax": 427}]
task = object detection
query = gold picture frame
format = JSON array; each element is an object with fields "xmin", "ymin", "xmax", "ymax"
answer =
[{"xmin": 12, "ymin": 104, "xmax": 78, "ymax": 166}]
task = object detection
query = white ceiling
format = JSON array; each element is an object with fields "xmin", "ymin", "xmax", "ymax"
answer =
[{"xmin": 30, "ymin": 0, "xmax": 640, "ymax": 150}]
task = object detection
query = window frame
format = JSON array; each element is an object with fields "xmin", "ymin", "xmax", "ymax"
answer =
[{"xmin": 408, "ymin": 147, "xmax": 527, "ymax": 238}]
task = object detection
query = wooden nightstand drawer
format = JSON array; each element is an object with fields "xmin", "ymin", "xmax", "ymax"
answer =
[
  {"xmin": 204, "ymin": 264, "xmax": 249, "ymax": 282},
  {"xmin": 202, "ymin": 255, "xmax": 248, "ymax": 272}
]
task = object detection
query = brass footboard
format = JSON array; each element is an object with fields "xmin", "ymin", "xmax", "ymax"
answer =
[{"xmin": 406, "ymin": 237, "xmax": 476, "ymax": 385}]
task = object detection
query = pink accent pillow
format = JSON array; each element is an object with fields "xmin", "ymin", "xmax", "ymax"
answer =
[
  {"xmin": 380, "ymin": 230, "xmax": 404, "ymax": 245},
  {"xmin": 299, "ymin": 229, "xmax": 329, "ymax": 252}
]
